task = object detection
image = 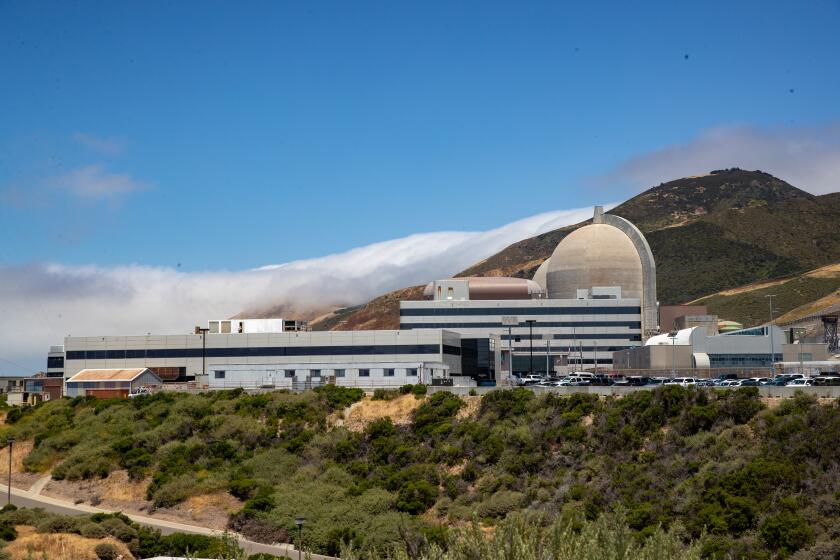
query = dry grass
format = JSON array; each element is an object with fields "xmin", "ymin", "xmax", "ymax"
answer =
[
  {"xmin": 343, "ymin": 395, "xmax": 425, "ymax": 432},
  {"xmin": 100, "ymin": 470, "xmax": 148, "ymax": 502},
  {"xmin": 0, "ymin": 440, "xmax": 33, "ymax": 475},
  {"xmin": 456, "ymin": 396, "xmax": 481, "ymax": 420},
  {"xmin": 6, "ymin": 525, "xmax": 134, "ymax": 560}
]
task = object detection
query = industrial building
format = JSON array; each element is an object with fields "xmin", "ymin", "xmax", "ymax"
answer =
[
  {"xmin": 62, "ymin": 329, "xmax": 463, "ymax": 389},
  {"xmin": 613, "ymin": 325, "xmax": 787, "ymax": 375},
  {"xmin": 401, "ymin": 206, "xmax": 656, "ymax": 381}
]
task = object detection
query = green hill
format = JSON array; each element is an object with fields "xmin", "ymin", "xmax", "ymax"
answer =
[
  {"xmin": 311, "ymin": 169, "xmax": 840, "ymax": 330},
  {"xmin": 4, "ymin": 387, "xmax": 840, "ymax": 558}
]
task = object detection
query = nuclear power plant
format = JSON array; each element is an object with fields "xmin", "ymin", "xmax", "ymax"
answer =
[{"xmin": 44, "ymin": 205, "xmax": 813, "ymax": 394}]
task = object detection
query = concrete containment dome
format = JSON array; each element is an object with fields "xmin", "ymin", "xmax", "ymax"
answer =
[
  {"xmin": 531, "ymin": 259, "xmax": 549, "ymax": 292},
  {"xmin": 546, "ymin": 224, "xmax": 643, "ymax": 299}
]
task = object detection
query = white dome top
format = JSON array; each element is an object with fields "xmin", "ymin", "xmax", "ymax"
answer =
[
  {"xmin": 545, "ymin": 223, "xmax": 643, "ymax": 299},
  {"xmin": 531, "ymin": 259, "xmax": 549, "ymax": 291}
]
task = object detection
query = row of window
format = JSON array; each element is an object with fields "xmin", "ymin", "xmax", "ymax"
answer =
[
  {"xmin": 401, "ymin": 321, "xmax": 642, "ymax": 329},
  {"xmin": 708, "ymin": 353, "xmax": 783, "ymax": 367},
  {"xmin": 47, "ymin": 356, "xmax": 64, "ymax": 368},
  {"xmin": 500, "ymin": 334, "xmax": 642, "ymax": 341},
  {"xmin": 213, "ymin": 368, "xmax": 418, "ymax": 379},
  {"xmin": 66, "ymin": 344, "xmax": 448, "ymax": 361},
  {"xmin": 399, "ymin": 306, "xmax": 641, "ymax": 316},
  {"xmin": 66, "ymin": 381, "xmax": 132, "ymax": 389}
]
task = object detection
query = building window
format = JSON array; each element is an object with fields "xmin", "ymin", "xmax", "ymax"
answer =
[
  {"xmin": 214, "ymin": 371, "xmax": 225, "ymax": 379},
  {"xmin": 359, "ymin": 369, "xmax": 370, "ymax": 377},
  {"xmin": 446, "ymin": 287, "xmax": 454, "ymax": 300},
  {"xmin": 406, "ymin": 368, "xmax": 418, "ymax": 377},
  {"xmin": 384, "ymin": 368, "xmax": 395, "ymax": 377},
  {"xmin": 284, "ymin": 370, "xmax": 295, "ymax": 378},
  {"xmin": 310, "ymin": 369, "xmax": 321, "ymax": 377},
  {"xmin": 335, "ymin": 369, "xmax": 345, "ymax": 378}
]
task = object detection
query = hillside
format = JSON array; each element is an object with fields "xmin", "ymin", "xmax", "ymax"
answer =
[
  {"xmin": 689, "ymin": 262, "xmax": 840, "ymax": 327},
  {"xmin": 3, "ymin": 387, "xmax": 840, "ymax": 559},
  {"xmin": 311, "ymin": 169, "xmax": 840, "ymax": 330}
]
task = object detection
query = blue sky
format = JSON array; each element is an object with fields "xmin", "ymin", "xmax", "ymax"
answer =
[{"xmin": 2, "ymin": 0, "xmax": 839, "ymax": 271}]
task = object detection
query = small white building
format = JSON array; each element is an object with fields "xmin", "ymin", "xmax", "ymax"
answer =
[
  {"xmin": 65, "ymin": 368, "xmax": 162, "ymax": 398},
  {"xmin": 209, "ymin": 360, "xmax": 449, "ymax": 391}
]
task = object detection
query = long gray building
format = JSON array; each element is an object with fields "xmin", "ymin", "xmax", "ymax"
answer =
[{"xmin": 63, "ymin": 329, "xmax": 462, "ymax": 387}]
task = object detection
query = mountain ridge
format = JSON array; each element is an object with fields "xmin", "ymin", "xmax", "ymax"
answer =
[{"xmin": 267, "ymin": 169, "xmax": 840, "ymax": 331}]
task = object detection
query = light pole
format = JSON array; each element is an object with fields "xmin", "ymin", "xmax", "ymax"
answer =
[
  {"xmin": 668, "ymin": 331, "xmax": 678, "ymax": 379},
  {"xmin": 545, "ymin": 337, "xmax": 551, "ymax": 378},
  {"xmin": 766, "ymin": 294, "xmax": 777, "ymax": 376},
  {"xmin": 197, "ymin": 327, "xmax": 209, "ymax": 378},
  {"xmin": 525, "ymin": 320, "xmax": 536, "ymax": 376},
  {"xmin": 6, "ymin": 437, "xmax": 13, "ymax": 506},
  {"xmin": 295, "ymin": 516, "xmax": 305, "ymax": 560},
  {"xmin": 502, "ymin": 316, "xmax": 518, "ymax": 386}
]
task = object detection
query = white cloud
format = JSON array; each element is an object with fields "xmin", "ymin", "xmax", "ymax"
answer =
[
  {"xmin": 598, "ymin": 123, "xmax": 840, "ymax": 195},
  {"xmin": 72, "ymin": 132, "xmax": 124, "ymax": 155},
  {"xmin": 54, "ymin": 164, "xmax": 146, "ymax": 199},
  {"xmin": 0, "ymin": 205, "xmax": 598, "ymax": 372}
]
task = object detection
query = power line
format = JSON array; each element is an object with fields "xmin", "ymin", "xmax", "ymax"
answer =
[{"xmin": 0, "ymin": 356, "xmax": 39, "ymax": 375}]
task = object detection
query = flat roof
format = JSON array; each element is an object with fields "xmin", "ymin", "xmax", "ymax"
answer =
[{"xmin": 68, "ymin": 368, "xmax": 151, "ymax": 382}]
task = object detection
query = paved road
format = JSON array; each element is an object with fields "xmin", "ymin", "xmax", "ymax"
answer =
[{"xmin": 0, "ymin": 481, "xmax": 336, "ymax": 559}]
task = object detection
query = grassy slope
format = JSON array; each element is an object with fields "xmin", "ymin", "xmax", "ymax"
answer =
[
  {"xmin": 691, "ymin": 263, "xmax": 840, "ymax": 326},
  {"xmin": 308, "ymin": 170, "xmax": 840, "ymax": 329},
  {"xmin": 3, "ymin": 387, "xmax": 840, "ymax": 558}
]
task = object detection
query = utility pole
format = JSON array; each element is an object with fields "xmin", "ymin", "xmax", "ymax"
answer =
[
  {"xmin": 669, "ymin": 331, "xmax": 677, "ymax": 379},
  {"xmin": 197, "ymin": 327, "xmax": 209, "ymax": 378},
  {"xmin": 766, "ymin": 294, "xmax": 777, "ymax": 376},
  {"xmin": 6, "ymin": 437, "xmax": 13, "ymax": 506},
  {"xmin": 526, "ymin": 320, "xmax": 537, "ymax": 376},
  {"xmin": 295, "ymin": 516, "xmax": 305, "ymax": 560},
  {"xmin": 545, "ymin": 337, "xmax": 551, "ymax": 378}
]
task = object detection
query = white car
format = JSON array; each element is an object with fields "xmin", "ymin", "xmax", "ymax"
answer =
[
  {"xmin": 670, "ymin": 377, "xmax": 696, "ymax": 386},
  {"xmin": 786, "ymin": 378, "xmax": 814, "ymax": 387},
  {"xmin": 128, "ymin": 386, "xmax": 153, "ymax": 398}
]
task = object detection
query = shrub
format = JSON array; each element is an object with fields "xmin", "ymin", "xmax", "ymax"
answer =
[
  {"xmin": 94, "ymin": 543, "xmax": 120, "ymax": 560},
  {"xmin": 411, "ymin": 384, "xmax": 428, "ymax": 398},
  {"xmin": 396, "ymin": 480, "xmax": 438, "ymax": 514},
  {"xmin": 476, "ymin": 490, "xmax": 525, "ymax": 519},
  {"xmin": 0, "ymin": 522, "xmax": 16, "ymax": 542},
  {"xmin": 399, "ymin": 385, "xmax": 414, "ymax": 395},
  {"xmin": 372, "ymin": 388, "xmax": 400, "ymax": 401},
  {"xmin": 79, "ymin": 522, "xmax": 107, "ymax": 539},
  {"xmin": 760, "ymin": 510, "xmax": 813, "ymax": 556}
]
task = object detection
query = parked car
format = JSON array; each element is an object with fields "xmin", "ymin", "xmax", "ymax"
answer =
[
  {"xmin": 812, "ymin": 376, "xmax": 840, "ymax": 386},
  {"xmin": 668, "ymin": 377, "xmax": 696, "ymax": 386},
  {"xmin": 521, "ymin": 375, "xmax": 543, "ymax": 385},
  {"xmin": 751, "ymin": 377, "xmax": 771, "ymax": 385},
  {"xmin": 647, "ymin": 378, "xmax": 667, "ymax": 386},
  {"xmin": 590, "ymin": 374, "xmax": 614, "ymax": 386},
  {"xmin": 786, "ymin": 378, "xmax": 814, "ymax": 387},
  {"xmin": 695, "ymin": 379, "xmax": 715, "ymax": 387},
  {"xmin": 128, "ymin": 386, "xmax": 152, "ymax": 398},
  {"xmin": 618, "ymin": 376, "xmax": 650, "ymax": 387},
  {"xmin": 737, "ymin": 379, "xmax": 760, "ymax": 386}
]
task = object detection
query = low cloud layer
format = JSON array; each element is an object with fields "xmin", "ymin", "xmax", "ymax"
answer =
[
  {"xmin": 0, "ymin": 206, "xmax": 596, "ymax": 372},
  {"xmin": 598, "ymin": 123, "xmax": 840, "ymax": 194}
]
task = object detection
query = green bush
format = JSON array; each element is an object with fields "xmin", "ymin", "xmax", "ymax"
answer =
[
  {"xmin": 760, "ymin": 510, "xmax": 813, "ymax": 556},
  {"xmin": 396, "ymin": 480, "xmax": 438, "ymax": 514},
  {"xmin": 411, "ymin": 384, "xmax": 428, "ymax": 398},
  {"xmin": 94, "ymin": 543, "xmax": 120, "ymax": 560}
]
